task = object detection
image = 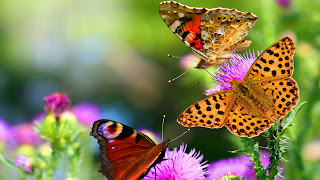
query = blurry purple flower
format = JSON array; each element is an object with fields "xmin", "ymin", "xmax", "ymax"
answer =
[
  {"xmin": 136, "ymin": 128, "xmax": 162, "ymax": 144},
  {"xmin": 276, "ymin": 0, "xmax": 290, "ymax": 8},
  {"xmin": 43, "ymin": 92, "xmax": 70, "ymax": 117},
  {"xmin": 205, "ymin": 50, "xmax": 262, "ymax": 96},
  {"xmin": 13, "ymin": 123, "xmax": 41, "ymax": 146},
  {"xmin": 207, "ymin": 151, "xmax": 272, "ymax": 180},
  {"xmin": 208, "ymin": 155, "xmax": 255, "ymax": 179},
  {"xmin": 32, "ymin": 113, "xmax": 46, "ymax": 123},
  {"xmin": 14, "ymin": 154, "xmax": 32, "ymax": 173},
  {"xmin": 71, "ymin": 102, "xmax": 102, "ymax": 126},
  {"xmin": 0, "ymin": 118, "xmax": 13, "ymax": 144},
  {"xmin": 179, "ymin": 53, "xmax": 199, "ymax": 69},
  {"xmin": 143, "ymin": 143, "xmax": 208, "ymax": 180}
]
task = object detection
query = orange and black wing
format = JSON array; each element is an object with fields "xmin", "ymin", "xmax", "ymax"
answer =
[{"xmin": 90, "ymin": 119, "xmax": 166, "ymax": 180}]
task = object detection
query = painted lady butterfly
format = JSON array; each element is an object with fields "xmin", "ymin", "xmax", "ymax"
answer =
[{"xmin": 159, "ymin": 1, "xmax": 257, "ymax": 69}]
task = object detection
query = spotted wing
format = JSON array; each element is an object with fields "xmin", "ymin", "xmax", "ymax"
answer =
[
  {"xmin": 244, "ymin": 37, "xmax": 295, "ymax": 82},
  {"xmin": 90, "ymin": 119, "xmax": 165, "ymax": 180},
  {"xmin": 177, "ymin": 91, "xmax": 235, "ymax": 128},
  {"xmin": 224, "ymin": 98, "xmax": 274, "ymax": 138},
  {"xmin": 200, "ymin": 8, "xmax": 257, "ymax": 66},
  {"xmin": 159, "ymin": 1, "xmax": 208, "ymax": 59},
  {"xmin": 259, "ymin": 78, "xmax": 300, "ymax": 119}
]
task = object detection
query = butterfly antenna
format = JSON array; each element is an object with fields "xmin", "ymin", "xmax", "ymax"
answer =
[
  {"xmin": 168, "ymin": 67, "xmax": 193, "ymax": 83},
  {"xmin": 167, "ymin": 128, "xmax": 190, "ymax": 145},
  {"xmin": 161, "ymin": 115, "xmax": 165, "ymax": 142},
  {"xmin": 205, "ymin": 69, "xmax": 215, "ymax": 79},
  {"xmin": 168, "ymin": 54, "xmax": 198, "ymax": 63},
  {"xmin": 168, "ymin": 54, "xmax": 180, "ymax": 59}
]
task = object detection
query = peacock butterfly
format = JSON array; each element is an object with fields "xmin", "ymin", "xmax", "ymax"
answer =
[{"xmin": 90, "ymin": 119, "xmax": 167, "ymax": 180}]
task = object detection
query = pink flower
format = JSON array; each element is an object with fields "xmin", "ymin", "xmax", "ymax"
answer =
[
  {"xmin": 276, "ymin": 0, "xmax": 290, "ymax": 8},
  {"xmin": 13, "ymin": 123, "xmax": 41, "ymax": 146},
  {"xmin": 207, "ymin": 151, "xmax": 276, "ymax": 180},
  {"xmin": 179, "ymin": 53, "xmax": 199, "ymax": 69},
  {"xmin": 14, "ymin": 155, "xmax": 32, "ymax": 173},
  {"xmin": 143, "ymin": 144, "xmax": 208, "ymax": 180},
  {"xmin": 0, "ymin": 118, "xmax": 14, "ymax": 145},
  {"xmin": 43, "ymin": 92, "xmax": 70, "ymax": 117},
  {"xmin": 71, "ymin": 102, "xmax": 102, "ymax": 126},
  {"xmin": 205, "ymin": 50, "xmax": 262, "ymax": 96}
]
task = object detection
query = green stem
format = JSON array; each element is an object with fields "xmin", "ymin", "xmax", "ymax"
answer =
[
  {"xmin": 240, "ymin": 138, "xmax": 267, "ymax": 180},
  {"xmin": 266, "ymin": 123, "xmax": 282, "ymax": 180}
]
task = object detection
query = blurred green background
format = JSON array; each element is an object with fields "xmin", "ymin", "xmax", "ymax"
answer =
[{"xmin": 0, "ymin": 0, "xmax": 320, "ymax": 179}]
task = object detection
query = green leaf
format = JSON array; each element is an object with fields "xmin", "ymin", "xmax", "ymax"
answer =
[{"xmin": 278, "ymin": 101, "xmax": 307, "ymax": 139}]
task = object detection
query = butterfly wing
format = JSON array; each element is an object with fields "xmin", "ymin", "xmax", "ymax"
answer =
[
  {"xmin": 177, "ymin": 91, "xmax": 235, "ymax": 129},
  {"xmin": 159, "ymin": 1, "xmax": 208, "ymax": 60},
  {"xmin": 258, "ymin": 78, "xmax": 299, "ymax": 120},
  {"xmin": 244, "ymin": 37, "xmax": 299, "ymax": 119},
  {"xmin": 200, "ymin": 8, "xmax": 257, "ymax": 66},
  {"xmin": 244, "ymin": 37, "xmax": 295, "ymax": 82},
  {"xmin": 90, "ymin": 119, "xmax": 166, "ymax": 180},
  {"xmin": 224, "ymin": 97, "xmax": 275, "ymax": 137}
]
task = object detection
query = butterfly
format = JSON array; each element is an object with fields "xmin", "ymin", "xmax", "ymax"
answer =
[
  {"xmin": 90, "ymin": 119, "xmax": 167, "ymax": 180},
  {"xmin": 159, "ymin": 1, "xmax": 257, "ymax": 69},
  {"xmin": 177, "ymin": 37, "xmax": 300, "ymax": 137}
]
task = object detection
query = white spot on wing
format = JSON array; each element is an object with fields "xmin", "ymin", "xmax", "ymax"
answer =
[
  {"xmin": 170, "ymin": 20, "xmax": 181, "ymax": 31},
  {"xmin": 218, "ymin": 25, "xmax": 225, "ymax": 35}
]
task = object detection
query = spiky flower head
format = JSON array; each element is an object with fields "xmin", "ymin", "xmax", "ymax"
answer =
[
  {"xmin": 43, "ymin": 92, "xmax": 70, "ymax": 117},
  {"xmin": 143, "ymin": 143, "xmax": 208, "ymax": 180},
  {"xmin": 205, "ymin": 50, "xmax": 262, "ymax": 96}
]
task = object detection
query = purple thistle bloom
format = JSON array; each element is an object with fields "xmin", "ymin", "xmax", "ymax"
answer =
[
  {"xmin": 207, "ymin": 151, "xmax": 272, "ymax": 180},
  {"xmin": 143, "ymin": 143, "xmax": 208, "ymax": 180},
  {"xmin": 276, "ymin": 0, "xmax": 290, "ymax": 8},
  {"xmin": 43, "ymin": 92, "xmax": 71, "ymax": 117},
  {"xmin": 13, "ymin": 123, "xmax": 42, "ymax": 146},
  {"xmin": 71, "ymin": 102, "xmax": 102, "ymax": 126},
  {"xmin": 0, "ymin": 118, "xmax": 14, "ymax": 145},
  {"xmin": 205, "ymin": 50, "xmax": 262, "ymax": 96},
  {"xmin": 13, "ymin": 154, "xmax": 32, "ymax": 173}
]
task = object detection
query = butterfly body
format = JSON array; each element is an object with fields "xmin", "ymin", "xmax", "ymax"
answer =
[
  {"xmin": 90, "ymin": 119, "xmax": 166, "ymax": 180},
  {"xmin": 177, "ymin": 37, "xmax": 299, "ymax": 137},
  {"xmin": 159, "ymin": 1, "xmax": 257, "ymax": 69},
  {"xmin": 230, "ymin": 79, "xmax": 276, "ymax": 119}
]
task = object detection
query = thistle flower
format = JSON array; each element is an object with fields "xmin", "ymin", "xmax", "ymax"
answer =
[
  {"xmin": 71, "ymin": 102, "xmax": 102, "ymax": 126},
  {"xmin": 276, "ymin": 0, "xmax": 290, "ymax": 8},
  {"xmin": 43, "ymin": 92, "xmax": 70, "ymax": 117},
  {"xmin": 0, "ymin": 118, "xmax": 13, "ymax": 145},
  {"xmin": 205, "ymin": 50, "xmax": 262, "ymax": 96},
  {"xmin": 207, "ymin": 151, "xmax": 271, "ymax": 180},
  {"xmin": 143, "ymin": 143, "xmax": 208, "ymax": 180},
  {"xmin": 13, "ymin": 154, "xmax": 32, "ymax": 173},
  {"xmin": 207, "ymin": 155, "xmax": 255, "ymax": 180},
  {"xmin": 13, "ymin": 123, "xmax": 41, "ymax": 146}
]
